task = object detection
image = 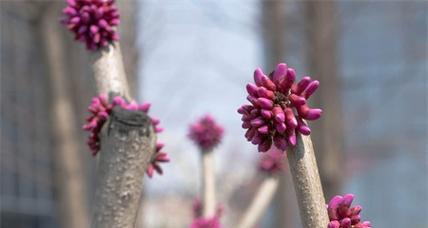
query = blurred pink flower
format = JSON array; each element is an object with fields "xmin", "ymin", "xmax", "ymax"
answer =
[
  {"xmin": 238, "ymin": 63, "xmax": 322, "ymax": 152},
  {"xmin": 61, "ymin": 0, "xmax": 120, "ymax": 50},
  {"xmin": 83, "ymin": 95, "xmax": 169, "ymax": 177},
  {"xmin": 190, "ymin": 198, "xmax": 223, "ymax": 228},
  {"xmin": 327, "ymin": 194, "xmax": 372, "ymax": 228},
  {"xmin": 190, "ymin": 217, "xmax": 221, "ymax": 228},
  {"xmin": 188, "ymin": 115, "xmax": 224, "ymax": 151},
  {"xmin": 258, "ymin": 148, "xmax": 284, "ymax": 174}
]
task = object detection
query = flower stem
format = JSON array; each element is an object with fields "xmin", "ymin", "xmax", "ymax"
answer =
[
  {"xmin": 286, "ymin": 133, "xmax": 329, "ymax": 228},
  {"xmin": 238, "ymin": 176, "xmax": 279, "ymax": 228},
  {"xmin": 201, "ymin": 150, "xmax": 216, "ymax": 217}
]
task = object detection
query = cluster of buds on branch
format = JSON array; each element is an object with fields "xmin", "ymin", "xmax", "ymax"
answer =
[
  {"xmin": 188, "ymin": 115, "xmax": 224, "ymax": 152},
  {"xmin": 83, "ymin": 95, "xmax": 169, "ymax": 178},
  {"xmin": 190, "ymin": 199, "xmax": 223, "ymax": 228},
  {"xmin": 238, "ymin": 63, "xmax": 322, "ymax": 152},
  {"xmin": 62, "ymin": 0, "xmax": 120, "ymax": 50},
  {"xmin": 258, "ymin": 148, "xmax": 284, "ymax": 175},
  {"xmin": 327, "ymin": 194, "xmax": 371, "ymax": 228}
]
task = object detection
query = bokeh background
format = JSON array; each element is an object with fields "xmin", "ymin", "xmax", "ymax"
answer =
[{"xmin": 1, "ymin": 0, "xmax": 427, "ymax": 228}]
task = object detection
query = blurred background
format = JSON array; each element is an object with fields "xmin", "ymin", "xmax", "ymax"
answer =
[{"xmin": 0, "ymin": 0, "xmax": 427, "ymax": 228}]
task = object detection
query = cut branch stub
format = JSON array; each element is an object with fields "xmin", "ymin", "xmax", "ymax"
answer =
[
  {"xmin": 286, "ymin": 133, "xmax": 329, "ymax": 228},
  {"xmin": 92, "ymin": 106, "xmax": 156, "ymax": 228}
]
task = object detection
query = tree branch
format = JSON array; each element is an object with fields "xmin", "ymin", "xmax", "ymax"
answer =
[
  {"xmin": 91, "ymin": 107, "xmax": 156, "ymax": 228},
  {"xmin": 201, "ymin": 151, "xmax": 216, "ymax": 217},
  {"xmin": 238, "ymin": 176, "xmax": 279, "ymax": 228},
  {"xmin": 287, "ymin": 133, "xmax": 329, "ymax": 228},
  {"xmin": 89, "ymin": 43, "xmax": 131, "ymax": 99}
]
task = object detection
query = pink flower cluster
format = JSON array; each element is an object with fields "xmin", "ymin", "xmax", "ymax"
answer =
[
  {"xmin": 61, "ymin": 0, "xmax": 120, "ymax": 50},
  {"xmin": 83, "ymin": 95, "xmax": 168, "ymax": 178},
  {"xmin": 188, "ymin": 115, "xmax": 224, "ymax": 151},
  {"xmin": 190, "ymin": 199, "xmax": 222, "ymax": 228},
  {"xmin": 238, "ymin": 63, "xmax": 322, "ymax": 152},
  {"xmin": 327, "ymin": 194, "xmax": 372, "ymax": 228},
  {"xmin": 258, "ymin": 148, "xmax": 284, "ymax": 175}
]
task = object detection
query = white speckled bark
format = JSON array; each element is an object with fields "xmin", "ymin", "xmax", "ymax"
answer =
[
  {"xmin": 92, "ymin": 107, "xmax": 156, "ymax": 228},
  {"xmin": 238, "ymin": 176, "xmax": 279, "ymax": 228},
  {"xmin": 287, "ymin": 133, "xmax": 329, "ymax": 228},
  {"xmin": 90, "ymin": 43, "xmax": 131, "ymax": 99}
]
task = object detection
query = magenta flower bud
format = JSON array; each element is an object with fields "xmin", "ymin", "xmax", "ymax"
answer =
[
  {"xmin": 327, "ymin": 194, "xmax": 371, "ymax": 228},
  {"xmin": 297, "ymin": 118, "xmax": 311, "ymax": 135},
  {"xmin": 340, "ymin": 218, "xmax": 352, "ymax": 228},
  {"xmin": 285, "ymin": 108, "xmax": 298, "ymax": 129},
  {"xmin": 279, "ymin": 67, "xmax": 296, "ymax": 91},
  {"xmin": 261, "ymin": 76, "xmax": 276, "ymax": 91},
  {"xmin": 257, "ymin": 98, "xmax": 274, "ymax": 109},
  {"xmin": 258, "ymin": 148, "xmax": 284, "ymax": 174},
  {"xmin": 257, "ymin": 87, "xmax": 275, "ymax": 99},
  {"xmin": 246, "ymin": 83, "xmax": 258, "ymax": 97},
  {"xmin": 257, "ymin": 125, "xmax": 269, "ymax": 134},
  {"xmin": 61, "ymin": 0, "xmax": 121, "ymax": 50},
  {"xmin": 297, "ymin": 104, "xmax": 322, "ymax": 120},
  {"xmin": 258, "ymin": 139, "xmax": 272, "ymax": 152},
  {"xmin": 272, "ymin": 106, "xmax": 285, "ymax": 123},
  {"xmin": 245, "ymin": 128, "xmax": 256, "ymax": 140},
  {"xmin": 238, "ymin": 63, "xmax": 322, "ymax": 152},
  {"xmin": 138, "ymin": 102, "xmax": 151, "ymax": 112},
  {"xmin": 261, "ymin": 109, "xmax": 273, "ymax": 119},
  {"xmin": 289, "ymin": 94, "xmax": 306, "ymax": 106},
  {"xmin": 273, "ymin": 135, "xmax": 288, "ymax": 151},
  {"xmin": 250, "ymin": 117, "xmax": 265, "ymax": 127},
  {"xmin": 294, "ymin": 76, "xmax": 311, "ymax": 95},
  {"xmin": 328, "ymin": 221, "xmax": 340, "ymax": 228},
  {"xmin": 188, "ymin": 115, "xmax": 224, "ymax": 151},
  {"xmin": 287, "ymin": 129, "xmax": 297, "ymax": 146},
  {"xmin": 247, "ymin": 95, "xmax": 259, "ymax": 106},
  {"xmin": 275, "ymin": 122, "xmax": 287, "ymax": 134},
  {"xmin": 273, "ymin": 63, "xmax": 288, "ymax": 83},
  {"xmin": 302, "ymin": 80, "xmax": 320, "ymax": 99},
  {"xmin": 251, "ymin": 133, "xmax": 263, "ymax": 145},
  {"xmin": 254, "ymin": 68, "xmax": 265, "ymax": 86},
  {"xmin": 242, "ymin": 121, "xmax": 251, "ymax": 129}
]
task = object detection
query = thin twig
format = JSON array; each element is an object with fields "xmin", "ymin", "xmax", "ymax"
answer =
[
  {"xmin": 201, "ymin": 150, "xmax": 216, "ymax": 217},
  {"xmin": 238, "ymin": 176, "xmax": 279, "ymax": 228}
]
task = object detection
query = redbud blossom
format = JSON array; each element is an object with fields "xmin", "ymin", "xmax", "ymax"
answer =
[
  {"xmin": 83, "ymin": 95, "xmax": 169, "ymax": 178},
  {"xmin": 188, "ymin": 115, "xmax": 224, "ymax": 151},
  {"xmin": 61, "ymin": 0, "xmax": 120, "ymax": 50},
  {"xmin": 238, "ymin": 63, "xmax": 322, "ymax": 152},
  {"xmin": 327, "ymin": 194, "xmax": 372, "ymax": 228},
  {"xmin": 258, "ymin": 148, "xmax": 284, "ymax": 175},
  {"xmin": 190, "ymin": 198, "xmax": 223, "ymax": 228}
]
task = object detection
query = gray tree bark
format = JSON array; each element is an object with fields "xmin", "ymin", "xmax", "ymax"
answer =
[
  {"xmin": 287, "ymin": 133, "xmax": 329, "ymax": 228},
  {"xmin": 91, "ymin": 107, "xmax": 156, "ymax": 228}
]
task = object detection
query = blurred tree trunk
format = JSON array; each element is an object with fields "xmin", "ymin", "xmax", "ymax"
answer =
[
  {"xmin": 41, "ymin": 3, "xmax": 90, "ymax": 228},
  {"xmin": 261, "ymin": 1, "xmax": 297, "ymax": 227},
  {"xmin": 304, "ymin": 1, "xmax": 344, "ymax": 200}
]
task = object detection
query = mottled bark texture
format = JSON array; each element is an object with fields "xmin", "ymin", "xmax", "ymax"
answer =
[
  {"xmin": 287, "ymin": 133, "xmax": 329, "ymax": 228},
  {"xmin": 201, "ymin": 151, "xmax": 216, "ymax": 217},
  {"xmin": 42, "ymin": 4, "xmax": 90, "ymax": 228},
  {"xmin": 92, "ymin": 107, "xmax": 156, "ymax": 228},
  {"xmin": 90, "ymin": 44, "xmax": 131, "ymax": 99},
  {"xmin": 238, "ymin": 176, "xmax": 279, "ymax": 228}
]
